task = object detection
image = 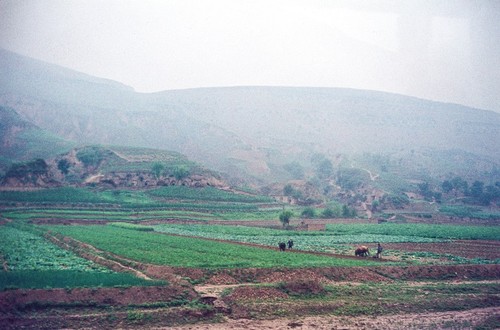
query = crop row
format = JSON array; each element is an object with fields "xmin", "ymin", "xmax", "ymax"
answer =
[
  {"xmin": 109, "ymin": 222, "xmax": 154, "ymax": 231},
  {"xmin": 152, "ymin": 224, "xmax": 446, "ymax": 254},
  {"xmin": 0, "ymin": 186, "xmax": 274, "ymax": 207},
  {"xmin": 0, "ymin": 224, "xmax": 165, "ymax": 290},
  {"xmin": 46, "ymin": 225, "xmax": 381, "ymax": 268},
  {"xmin": 0, "ymin": 187, "xmax": 121, "ymax": 204},
  {"xmin": 2, "ymin": 209, "xmax": 216, "ymax": 222},
  {"xmin": 2, "ymin": 205, "xmax": 283, "ymax": 223},
  {"xmin": 0, "ymin": 270, "xmax": 163, "ymax": 291},
  {"xmin": 327, "ymin": 223, "xmax": 500, "ymax": 241},
  {"xmin": 147, "ymin": 186, "xmax": 273, "ymax": 203},
  {"xmin": 0, "ymin": 225, "xmax": 108, "ymax": 272}
]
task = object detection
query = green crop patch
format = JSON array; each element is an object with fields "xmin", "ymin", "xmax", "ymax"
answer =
[
  {"xmin": 0, "ymin": 270, "xmax": 163, "ymax": 291},
  {"xmin": 153, "ymin": 224, "xmax": 444, "ymax": 253},
  {"xmin": 47, "ymin": 225, "xmax": 380, "ymax": 268},
  {"xmin": 326, "ymin": 223, "xmax": 500, "ymax": 241},
  {"xmin": 0, "ymin": 225, "xmax": 108, "ymax": 272},
  {"xmin": 0, "ymin": 187, "xmax": 115, "ymax": 204},
  {"xmin": 0, "ymin": 224, "xmax": 163, "ymax": 290},
  {"xmin": 108, "ymin": 222, "xmax": 154, "ymax": 231},
  {"xmin": 147, "ymin": 186, "xmax": 272, "ymax": 203}
]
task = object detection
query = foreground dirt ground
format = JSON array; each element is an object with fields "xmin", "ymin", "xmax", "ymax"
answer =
[{"xmin": 168, "ymin": 307, "xmax": 500, "ymax": 330}]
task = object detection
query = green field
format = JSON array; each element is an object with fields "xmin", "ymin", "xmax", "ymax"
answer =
[
  {"xmin": 0, "ymin": 270, "xmax": 163, "ymax": 291},
  {"xmin": 0, "ymin": 187, "xmax": 279, "ymax": 216},
  {"xmin": 46, "ymin": 225, "xmax": 382, "ymax": 268},
  {"xmin": 0, "ymin": 225, "xmax": 107, "ymax": 272},
  {"xmin": 1, "ymin": 185, "xmax": 498, "ymax": 294},
  {"xmin": 153, "ymin": 223, "xmax": 447, "ymax": 250},
  {"xmin": 0, "ymin": 224, "xmax": 164, "ymax": 290},
  {"xmin": 327, "ymin": 223, "xmax": 500, "ymax": 241},
  {"xmin": 148, "ymin": 186, "xmax": 272, "ymax": 203},
  {"xmin": 151, "ymin": 223, "xmax": 500, "ymax": 264}
]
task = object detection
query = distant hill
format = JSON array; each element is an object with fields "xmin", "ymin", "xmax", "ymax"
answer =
[
  {"xmin": 1, "ymin": 48, "xmax": 499, "ymax": 187},
  {"xmin": 0, "ymin": 106, "xmax": 74, "ymax": 172}
]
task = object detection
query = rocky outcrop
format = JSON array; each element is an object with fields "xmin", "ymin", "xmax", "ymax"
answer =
[{"xmin": 85, "ymin": 171, "xmax": 229, "ymax": 189}]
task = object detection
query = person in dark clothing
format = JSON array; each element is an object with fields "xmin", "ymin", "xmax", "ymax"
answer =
[
  {"xmin": 287, "ymin": 239, "xmax": 294, "ymax": 249},
  {"xmin": 376, "ymin": 242, "xmax": 383, "ymax": 258}
]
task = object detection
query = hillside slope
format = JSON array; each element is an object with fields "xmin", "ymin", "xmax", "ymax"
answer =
[
  {"xmin": 1, "ymin": 48, "xmax": 499, "ymax": 185},
  {"xmin": 0, "ymin": 106, "xmax": 74, "ymax": 171}
]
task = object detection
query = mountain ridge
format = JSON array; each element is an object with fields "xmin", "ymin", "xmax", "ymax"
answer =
[{"xmin": 1, "ymin": 49, "xmax": 499, "ymax": 186}]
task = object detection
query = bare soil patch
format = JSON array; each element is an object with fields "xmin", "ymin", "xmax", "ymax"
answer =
[
  {"xmin": 31, "ymin": 218, "xmax": 108, "ymax": 225},
  {"xmin": 0, "ymin": 286, "xmax": 196, "ymax": 314},
  {"xmin": 166, "ymin": 307, "xmax": 500, "ymax": 330},
  {"xmin": 381, "ymin": 240, "xmax": 500, "ymax": 260}
]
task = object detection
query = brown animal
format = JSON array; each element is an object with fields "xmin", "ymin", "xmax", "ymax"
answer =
[{"xmin": 355, "ymin": 246, "xmax": 370, "ymax": 257}]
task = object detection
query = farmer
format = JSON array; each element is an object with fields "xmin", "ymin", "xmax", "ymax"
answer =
[
  {"xmin": 376, "ymin": 242, "xmax": 383, "ymax": 259},
  {"xmin": 287, "ymin": 239, "xmax": 294, "ymax": 249}
]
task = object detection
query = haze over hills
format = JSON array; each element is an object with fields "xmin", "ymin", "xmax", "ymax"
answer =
[
  {"xmin": 0, "ymin": 48, "xmax": 499, "ymax": 187},
  {"xmin": 0, "ymin": 105, "xmax": 74, "ymax": 168}
]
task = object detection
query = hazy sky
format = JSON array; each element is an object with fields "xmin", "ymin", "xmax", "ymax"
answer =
[{"xmin": 1, "ymin": 0, "xmax": 499, "ymax": 112}]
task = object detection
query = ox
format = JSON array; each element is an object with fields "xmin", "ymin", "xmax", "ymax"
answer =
[{"xmin": 355, "ymin": 246, "xmax": 370, "ymax": 257}]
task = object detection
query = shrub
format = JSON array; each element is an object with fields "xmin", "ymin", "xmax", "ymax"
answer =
[
  {"xmin": 76, "ymin": 147, "xmax": 104, "ymax": 168},
  {"xmin": 301, "ymin": 207, "xmax": 316, "ymax": 218},
  {"xmin": 173, "ymin": 166, "xmax": 190, "ymax": 180}
]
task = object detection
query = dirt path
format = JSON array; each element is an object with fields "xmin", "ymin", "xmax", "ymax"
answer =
[
  {"xmin": 361, "ymin": 168, "xmax": 379, "ymax": 181},
  {"xmin": 166, "ymin": 306, "xmax": 500, "ymax": 330}
]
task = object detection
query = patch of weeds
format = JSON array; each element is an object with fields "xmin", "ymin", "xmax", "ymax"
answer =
[
  {"xmin": 335, "ymin": 303, "xmax": 381, "ymax": 316},
  {"xmin": 129, "ymin": 302, "xmax": 168, "ymax": 308},
  {"xmin": 272, "ymin": 308, "xmax": 289, "ymax": 317},
  {"xmin": 126, "ymin": 310, "xmax": 152, "ymax": 323},
  {"xmin": 166, "ymin": 299, "xmax": 190, "ymax": 307},
  {"xmin": 188, "ymin": 299, "xmax": 214, "ymax": 310},
  {"xmin": 187, "ymin": 277, "xmax": 205, "ymax": 285},
  {"xmin": 220, "ymin": 288, "xmax": 233, "ymax": 298}
]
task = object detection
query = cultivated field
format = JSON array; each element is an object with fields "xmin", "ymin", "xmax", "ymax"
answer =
[{"xmin": 1, "ymin": 188, "xmax": 499, "ymax": 329}]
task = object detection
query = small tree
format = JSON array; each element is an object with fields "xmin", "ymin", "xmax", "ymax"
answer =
[
  {"xmin": 316, "ymin": 159, "xmax": 333, "ymax": 179},
  {"xmin": 441, "ymin": 180, "xmax": 453, "ymax": 193},
  {"xmin": 279, "ymin": 210, "xmax": 294, "ymax": 228},
  {"xmin": 173, "ymin": 165, "xmax": 190, "ymax": 180},
  {"xmin": 76, "ymin": 147, "xmax": 104, "ymax": 168},
  {"xmin": 283, "ymin": 184, "xmax": 294, "ymax": 196},
  {"xmin": 283, "ymin": 162, "xmax": 304, "ymax": 179},
  {"xmin": 57, "ymin": 159, "xmax": 71, "ymax": 175},
  {"xmin": 342, "ymin": 204, "xmax": 350, "ymax": 217},
  {"xmin": 301, "ymin": 207, "xmax": 316, "ymax": 218},
  {"xmin": 151, "ymin": 162, "xmax": 165, "ymax": 179}
]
